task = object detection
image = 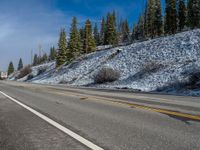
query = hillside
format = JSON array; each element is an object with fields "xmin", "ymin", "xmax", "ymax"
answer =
[{"xmin": 12, "ymin": 29, "xmax": 200, "ymax": 96}]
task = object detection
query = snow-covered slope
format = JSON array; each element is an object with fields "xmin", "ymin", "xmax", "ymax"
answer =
[
  {"xmin": 9, "ymin": 62, "xmax": 56, "ymax": 82},
  {"xmin": 17, "ymin": 30, "xmax": 200, "ymax": 95}
]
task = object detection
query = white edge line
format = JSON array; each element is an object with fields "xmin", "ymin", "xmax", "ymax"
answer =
[{"xmin": 0, "ymin": 91, "xmax": 104, "ymax": 150}]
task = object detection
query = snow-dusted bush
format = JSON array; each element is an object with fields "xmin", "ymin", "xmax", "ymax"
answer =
[
  {"xmin": 17, "ymin": 65, "xmax": 32, "ymax": 79},
  {"xmin": 143, "ymin": 61, "xmax": 164, "ymax": 74},
  {"xmin": 94, "ymin": 67, "xmax": 120, "ymax": 84},
  {"xmin": 59, "ymin": 77, "xmax": 77, "ymax": 84},
  {"xmin": 186, "ymin": 72, "xmax": 200, "ymax": 89}
]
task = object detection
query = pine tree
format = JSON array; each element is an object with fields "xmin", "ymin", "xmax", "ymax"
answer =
[
  {"xmin": 17, "ymin": 58, "xmax": 23, "ymax": 71},
  {"xmin": 41, "ymin": 53, "xmax": 48, "ymax": 63},
  {"xmin": 100, "ymin": 17, "xmax": 106, "ymax": 45},
  {"xmin": 187, "ymin": 0, "xmax": 200, "ymax": 28},
  {"xmin": 132, "ymin": 15, "xmax": 145, "ymax": 41},
  {"xmin": 94, "ymin": 23, "xmax": 100, "ymax": 45},
  {"xmin": 137, "ymin": 15, "xmax": 145, "ymax": 40},
  {"xmin": 131, "ymin": 24, "xmax": 137, "ymax": 41},
  {"xmin": 165, "ymin": 0, "xmax": 177, "ymax": 34},
  {"xmin": 79, "ymin": 27, "xmax": 85, "ymax": 45},
  {"xmin": 83, "ymin": 19, "xmax": 96, "ymax": 53},
  {"xmin": 178, "ymin": 0, "xmax": 186, "ymax": 31},
  {"xmin": 56, "ymin": 28, "xmax": 67, "ymax": 67},
  {"xmin": 112, "ymin": 11, "xmax": 117, "ymax": 27},
  {"xmin": 49, "ymin": 46, "xmax": 57, "ymax": 61},
  {"xmin": 143, "ymin": 3, "xmax": 148, "ymax": 38},
  {"xmin": 68, "ymin": 17, "xmax": 82, "ymax": 59},
  {"xmin": 121, "ymin": 19, "xmax": 130, "ymax": 43},
  {"xmin": 104, "ymin": 12, "xmax": 118, "ymax": 45},
  {"xmin": 8, "ymin": 61, "xmax": 14, "ymax": 75},
  {"xmin": 154, "ymin": 0, "xmax": 163, "ymax": 36},
  {"xmin": 146, "ymin": 0, "xmax": 155, "ymax": 38},
  {"xmin": 117, "ymin": 19, "xmax": 123, "ymax": 43},
  {"xmin": 33, "ymin": 54, "xmax": 38, "ymax": 66},
  {"xmin": 199, "ymin": 0, "xmax": 200, "ymax": 27}
]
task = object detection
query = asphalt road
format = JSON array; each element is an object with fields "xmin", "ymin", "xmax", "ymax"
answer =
[{"xmin": 0, "ymin": 81, "xmax": 200, "ymax": 150}]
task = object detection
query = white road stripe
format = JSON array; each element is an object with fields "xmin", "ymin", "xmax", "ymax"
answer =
[{"xmin": 0, "ymin": 91, "xmax": 104, "ymax": 150}]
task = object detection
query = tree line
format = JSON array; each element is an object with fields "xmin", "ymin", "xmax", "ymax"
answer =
[
  {"xmin": 132, "ymin": 0, "xmax": 200, "ymax": 40},
  {"xmin": 7, "ymin": 0, "xmax": 200, "ymax": 74}
]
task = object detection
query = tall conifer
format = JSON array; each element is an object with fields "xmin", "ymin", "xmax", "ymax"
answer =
[
  {"xmin": 94, "ymin": 23, "xmax": 100, "ymax": 45},
  {"xmin": 165, "ymin": 0, "xmax": 177, "ymax": 34},
  {"xmin": 8, "ymin": 61, "xmax": 14, "ymax": 75},
  {"xmin": 17, "ymin": 58, "xmax": 23, "ymax": 71},
  {"xmin": 56, "ymin": 28, "xmax": 67, "ymax": 67},
  {"xmin": 154, "ymin": 0, "xmax": 163, "ymax": 36},
  {"xmin": 83, "ymin": 19, "xmax": 96, "ymax": 53},
  {"xmin": 147, "ymin": 0, "xmax": 155, "ymax": 38},
  {"xmin": 178, "ymin": 0, "xmax": 186, "ymax": 31},
  {"xmin": 68, "ymin": 17, "xmax": 82, "ymax": 59},
  {"xmin": 187, "ymin": 0, "xmax": 200, "ymax": 28}
]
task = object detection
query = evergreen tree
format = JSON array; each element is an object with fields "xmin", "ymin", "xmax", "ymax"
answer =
[
  {"xmin": 41, "ymin": 53, "xmax": 48, "ymax": 63},
  {"xmin": 137, "ymin": 15, "xmax": 145, "ymax": 40},
  {"xmin": 93, "ymin": 23, "xmax": 100, "ymax": 45},
  {"xmin": 68, "ymin": 17, "xmax": 82, "ymax": 59},
  {"xmin": 132, "ymin": 23, "xmax": 142, "ymax": 41},
  {"xmin": 121, "ymin": 19, "xmax": 130, "ymax": 43},
  {"xmin": 33, "ymin": 54, "xmax": 38, "ymax": 66},
  {"xmin": 199, "ymin": 0, "xmax": 200, "ymax": 27},
  {"xmin": 131, "ymin": 24, "xmax": 137, "ymax": 41},
  {"xmin": 178, "ymin": 0, "xmax": 186, "ymax": 31},
  {"xmin": 79, "ymin": 27, "xmax": 85, "ymax": 45},
  {"xmin": 100, "ymin": 17, "xmax": 106, "ymax": 45},
  {"xmin": 83, "ymin": 19, "xmax": 96, "ymax": 53},
  {"xmin": 154, "ymin": 0, "xmax": 163, "ymax": 36},
  {"xmin": 56, "ymin": 28, "xmax": 68, "ymax": 67},
  {"xmin": 146, "ymin": 0, "xmax": 155, "ymax": 38},
  {"xmin": 165, "ymin": 0, "xmax": 177, "ymax": 34},
  {"xmin": 132, "ymin": 15, "xmax": 145, "ymax": 41},
  {"xmin": 187, "ymin": 0, "xmax": 200, "ymax": 28},
  {"xmin": 112, "ymin": 11, "xmax": 117, "ymax": 27},
  {"xmin": 49, "ymin": 46, "xmax": 57, "ymax": 61},
  {"xmin": 17, "ymin": 58, "xmax": 23, "ymax": 71},
  {"xmin": 104, "ymin": 12, "xmax": 118, "ymax": 45},
  {"xmin": 143, "ymin": 3, "xmax": 148, "ymax": 38},
  {"xmin": 7, "ymin": 61, "xmax": 14, "ymax": 75},
  {"xmin": 117, "ymin": 19, "xmax": 123, "ymax": 43}
]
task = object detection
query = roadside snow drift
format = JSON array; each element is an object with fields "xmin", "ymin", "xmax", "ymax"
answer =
[{"xmin": 17, "ymin": 30, "xmax": 200, "ymax": 95}]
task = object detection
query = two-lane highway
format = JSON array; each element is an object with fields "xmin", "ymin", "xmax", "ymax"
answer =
[{"xmin": 0, "ymin": 81, "xmax": 200, "ymax": 150}]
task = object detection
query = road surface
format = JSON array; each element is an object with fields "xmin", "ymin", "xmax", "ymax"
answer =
[{"xmin": 0, "ymin": 81, "xmax": 200, "ymax": 150}]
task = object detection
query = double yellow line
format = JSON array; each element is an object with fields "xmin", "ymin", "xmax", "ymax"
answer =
[
  {"xmin": 42, "ymin": 87, "xmax": 200, "ymax": 122},
  {"xmin": 116, "ymin": 101, "xmax": 200, "ymax": 121}
]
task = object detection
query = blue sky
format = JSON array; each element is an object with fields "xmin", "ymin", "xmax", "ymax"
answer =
[{"xmin": 0, "ymin": 0, "xmax": 165, "ymax": 71}]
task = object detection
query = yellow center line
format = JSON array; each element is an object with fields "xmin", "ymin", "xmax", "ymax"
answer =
[{"xmin": 41, "ymin": 88, "xmax": 200, "ymax": 122}]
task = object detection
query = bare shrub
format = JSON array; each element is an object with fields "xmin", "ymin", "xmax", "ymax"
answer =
[
  {"xmin": 188, "ymin": 72, "xmax": 200, "ymax": 84},
  {"xmin": 186, "ymin": 72, "xmax": 200, "ymax": 89},
  {"xmin": 143, "ymin": 61, "xmax": 164, "ymax": 74},
  {"xmin": 94, "ymin": 67, "xmax": 120, "ymax": 84},
  {"xmin": 17, "ymin": 65, "xmax": 32, "ymax": 79},
  {"xmin": 157, "ymin": 72, "xmax": 200, "ymax": 91},
  {"xmin": 59, "ymin": 77, "xmax": 77, "ymax": 84}
]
